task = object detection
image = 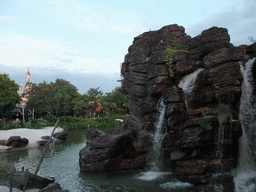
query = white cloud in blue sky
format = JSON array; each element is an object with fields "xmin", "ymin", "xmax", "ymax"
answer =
[{"xmin": 0, "ymin": 0, "xmax": 255, "ymax": 93}]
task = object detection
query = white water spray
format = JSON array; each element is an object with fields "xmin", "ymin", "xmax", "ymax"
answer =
[
  {"xmin": 137, "ymin": 98, "xmax": 171, "ymax": 180},
  {"xmin": 233, "ymin": 58, "xmax": 256, "ymax": 192},
  {"xmin": 148, "ymin": 98, "xmax": 166, "ymax": 172},
  {"xmin": 178, "ymin": 68, "xmax": 204, "ymax": 109}
]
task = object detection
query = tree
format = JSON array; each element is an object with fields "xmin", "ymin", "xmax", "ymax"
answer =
[
  {"xmin": 0, "ymin": 74, "xmax": 21, "ymax": 119},
  {"xmin": 71, "ymin": 93, "xmax": 89, "ymax": 116},
  {"xmin": 102, "ymin": 87, "xmax": 129, "ymax": 115},
  {"xmin": 27, "ymin": 79, "xmax": 78, "ymax": 117},
  {"xmin": 86, "ymin": 87, "xmax": 103, "ymax": 102}
]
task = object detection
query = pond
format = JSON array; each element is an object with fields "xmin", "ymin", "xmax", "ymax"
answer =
[{"xmin": 0, "ymin": 129, "xmax": 197, "ymax": 192}]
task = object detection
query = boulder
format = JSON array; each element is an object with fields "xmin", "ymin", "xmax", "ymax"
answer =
[
  {"xmin": 122, "ymin": 114, "xmax": 141, "ymax": 130},
  {"xmin": 53, "ymin": 131, "xmax": 68, "ymax": 141},
  {"xmin": 6, "ymin": 136, "xmax": 21, "ymax": 146},
  {"xmin": 86, "ymin": 127, "xmax": 105, "ymax": 141},
  {"xmin": 79, "ymin": 128, "xmax": 141, "ymax": 172},
  {"xmin": 0, "ymin": 139, "xmax": 6, "ymax": 146},
  {"xmin": 6, "ymin": 136, "xmax": 29, "ymax": 148},
  {"xmin": 41, "ymin": 136, "xmax": 51, "ymax": 140}
]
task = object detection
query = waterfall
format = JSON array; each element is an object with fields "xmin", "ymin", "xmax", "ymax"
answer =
[
  {"xmin": 137, "ymin": 97, "xmax": 170, "ymax": 180},
  {"xmin": 178, "ymin": 68, "xmax": 204, "ymax": 109},
  {"xmin": 147, "ymin": 97, "xmax": 166, "ymax": 172},
  {"xmin": 233, "ymin": 58, "xmax": 256, "ymax": 192}
]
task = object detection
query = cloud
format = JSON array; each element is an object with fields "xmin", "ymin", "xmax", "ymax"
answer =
[
  {"xmin": 0, "ymin": 16, "xmax": 20, "ymax": 22},
  {"xmin": 0, "ymin": 33, "xmax": 120, "ymax": 74},
  {"xmin": 46, "ymin": 0, "xmax": 145, "ymax": 34},
  {"xmin": 186, "ymin": 0, "xmax": 256, "ymax": 46}
]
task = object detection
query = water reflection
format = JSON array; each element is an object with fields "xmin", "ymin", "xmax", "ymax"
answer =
[{"xmin": 0, "ymin": 129, "xmax": 197, "ymax": 191}]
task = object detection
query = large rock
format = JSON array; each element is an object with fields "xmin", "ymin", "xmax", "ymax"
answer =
[
  {"xmin": 53, "ymin": 131, "xmax": 68, "ymax": 141},
  {"xmin": 203, "ymin": 46, "xmax": 246, "ymax": 68},
  {"xmin": 122, "ymin": 114, "xmax": 141, "ymax": 130},
  {"xmin": 118, "ymin": 24, "xmax": 252, "ymax": 185},
  {"xmin": 79, "ymin": 128, "xmax": 145, "ymax": 172},
  {"xmin": 6, "ymin": 136, "xmax": 29, "ymax": 148}
]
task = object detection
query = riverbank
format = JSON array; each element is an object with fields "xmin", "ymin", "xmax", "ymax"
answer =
[{"xmin": 0, "ymin": 127, "xmax": 63, "ymax": 153}]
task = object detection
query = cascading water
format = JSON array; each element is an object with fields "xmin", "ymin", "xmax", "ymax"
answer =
[
  {"xmin": 148, "ymin": 97, "xmax": 166, "ymax": 172},
  {"xmin": 233, "ymin": 58, "xmax": 256, "ymax": 192},
  {"xmin": 137, "ymin": 97, "xmax": 170, "ymax": 180},
  {"xmin": 178, "ymin": 68, "xmax": 204, "ymax": 109}
]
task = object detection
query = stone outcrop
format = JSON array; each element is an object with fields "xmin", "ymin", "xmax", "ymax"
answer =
[
  {"xmin": 5, "ymin": 136, "xmax": 29, "ymax": 148},
  {"xmin": 78, "ymin": 24, "xmax": 256, "ymax": 185},
  {"xmin": 79, "ymin": 127, "xmax": 146, "ymax": 172},
  {"xmin": 119, "ymin": 24, "xmax": 256, "ymax": 184}
]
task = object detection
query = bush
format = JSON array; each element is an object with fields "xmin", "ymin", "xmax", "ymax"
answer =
[
  {"xmin": 44, "ymin": 115, "xmax": 58, "ymax": 123},
  {"xmin": 217, "ymin": 103, "xmax": 232, "ymax": 125},
  {"xmin": 165, "ymin": 39, "xmax": 188, "ymax": 77},
  {"xmin": 2, "ymin": 121, "xmax": 17, "ymax": 130},
  {"xmin": 200, "ymin": 120, "xmax": 212, "ymax": 130},
  {"xmin": 130, "ymin": 127, "xmax": 138, "ymax": 137}
]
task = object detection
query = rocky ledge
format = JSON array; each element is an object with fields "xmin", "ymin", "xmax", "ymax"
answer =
[{"xmin": 79, "ymin": 125, "xmax": 147, "ymax": 172}]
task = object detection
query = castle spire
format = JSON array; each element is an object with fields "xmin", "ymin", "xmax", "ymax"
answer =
[{"xmin": 26, "ymin": 67, "xmax": 31, "ymax": 82}]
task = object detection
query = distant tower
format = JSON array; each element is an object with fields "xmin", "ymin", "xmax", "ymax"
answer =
[
  {"xmin": 25, "ymin": 67, "xmax": 31, "ymax": 95},
  {"xmin": 26, "ymin": 67, "xmax": 31, "ymax": 82}
]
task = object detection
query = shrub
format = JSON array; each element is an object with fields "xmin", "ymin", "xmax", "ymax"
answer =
[
  {"xmin": 44, "ymin": 115, "xmax": 58, "ymax": 123},
  {"xmin": 2, "ymin": 121, "xmax": 17, "ymax": 130},
  {"xmin": 217, "ymin": 103, "xmax": 232, "ymax": 125},
  {"xmin": 130, "ymin": 127, "xmax": 138, "ymax": 137},
  {"xmin": 165, "ymin": 39, "xmax": 188, "ymax": 77},
  {"xmin": 200, "ymin": 120, "xmax": 212, "ymax": 130}
]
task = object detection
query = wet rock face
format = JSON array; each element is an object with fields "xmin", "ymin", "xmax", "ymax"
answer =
[{"xmin": 119, "ymin": 24, "xmax": 254, "ymax": 184}]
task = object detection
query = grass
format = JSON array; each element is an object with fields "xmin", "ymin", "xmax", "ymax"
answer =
[{"xmin": 0, "ymin": 115, "xmax": 125, "ymax": 133}]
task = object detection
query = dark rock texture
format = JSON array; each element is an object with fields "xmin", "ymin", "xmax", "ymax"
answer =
[
  {"xmin": 118, "ymin": 24, "xmax": 255, "ymax": 184},
  {"xmin": 6, "ymin": 136, "xmax": 29, "ymax": 148},
  {"xmin": 53, "ymin": 131, "xmax": 68, "ymax": 141},
  {"xmin": 79, "ymin": 127, "xmax": 146, "ymax": 172},
  {"xmin": 79, "ymin": 24, "xmax": 255, "ymax": 185}
]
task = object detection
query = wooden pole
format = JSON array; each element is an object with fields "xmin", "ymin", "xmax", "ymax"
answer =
[{"xmin": 34, "ymin": 118, "xmax": 59, "ymax": 175}]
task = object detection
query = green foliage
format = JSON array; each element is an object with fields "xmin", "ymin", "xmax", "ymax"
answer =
[
  {"xmin": 130, "ymin": 127, "xmax": 137, "ymax": 137},
  {"xmin": 2, "ymin": 121, "xmax": 17, "ymax": 130},
  {"xmin": 0, "ymin": 74, "xmax": 21, "ymax": 118},
  {"xmin": 200, "ymin": 120, "xmax": 212, "ymax": 130},
  {"xmin": 43, "ymin": 115, "xmax": 58, "ymax": 123},
  {"xmin": 217, "ymin": 103, "xmax": 232, "ymax": 125},
  {"xmin": 86, "ymin": 87, "xmax": 103, "ymax": 102},
  {"xmin": 26, "ymin": 79, "xmax": 78, "ymax": 117},
  {"xmin": 102, "ymin": 87, "xmax": 129, "ymax": 115},
  {"xmin": 164, "ymin": 39, "xmax": 188, "ymax": 77}
]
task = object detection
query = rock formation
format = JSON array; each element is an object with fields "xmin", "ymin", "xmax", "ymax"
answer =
[
  {"xmin": 79, "ymin": 24, "xmax": 256, "ymax": 185},
  {"xmin": 79, "ymin": 127, "xmax": 146, "ymax": 172},
  {"xmin": 5, "ymin": 136, "xmax": 29, "ymax": 148},
  {"xmin": 120, "ymin": 24, "xmax": 256, "ymax": 184}
]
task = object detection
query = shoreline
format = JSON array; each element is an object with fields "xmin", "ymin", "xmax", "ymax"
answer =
[{"xmin": 0, "ymin": 127, "xmax": 63, "ymax": 153}]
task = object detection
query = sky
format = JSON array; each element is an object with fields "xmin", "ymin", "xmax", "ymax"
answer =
[{"xmin": 0, "ymin": 0, "xmax": 255, "ymax": 94}]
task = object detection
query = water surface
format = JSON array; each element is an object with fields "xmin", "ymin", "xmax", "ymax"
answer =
[{"xmin": 0, "ymin": 129, "xmax": 195, "ymax": 192}]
